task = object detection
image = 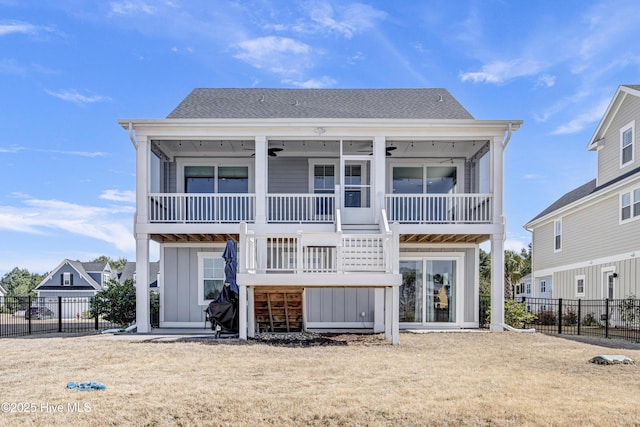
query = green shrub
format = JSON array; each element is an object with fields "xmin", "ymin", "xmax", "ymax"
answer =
[{"xmin": 486, "ymin": 299, "xmax": 537, "ymax": 329}]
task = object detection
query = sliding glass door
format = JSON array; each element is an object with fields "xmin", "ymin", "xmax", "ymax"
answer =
[{"xmin": 399, "ymin": 256, "xmax": 461, "ymax": 325}]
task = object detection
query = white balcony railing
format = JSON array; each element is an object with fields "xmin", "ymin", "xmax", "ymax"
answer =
[
  {"xmin": 241, "ymin": 230, "xmax": 393, "ymax": 275},
  {"xmin": 267, "ymin": 194, "xmax": 336, "ymax": 223},
  {"xmin": 148, "ymin": 193, "xmax": 256, "ymax": 223},
  {"xmin": 385, "ymin": 193, "xmax": 493, "ymax": 224}
]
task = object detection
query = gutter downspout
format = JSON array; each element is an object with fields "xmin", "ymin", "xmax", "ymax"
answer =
[
  {"xmin": 502, "ymin": 323, "xmax": 536, "ymax": 334},
  {"xmin": 502, "ymin": 122, "xmax": 513, "ymax": 149},
  {"xmin": 128, "ymin": 122, "xmax": 138, "ymax": 149}
]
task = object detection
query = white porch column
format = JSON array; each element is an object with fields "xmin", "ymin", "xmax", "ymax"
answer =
[
  {"xmin": 373, "ymin": 288, "xmax": 385, "ymax": 333},
  {"xmin": 247, "ymin": 286, "xmax": 255, "ymax": 338},
  {"xmin": 490, "ymin": 234, "xmax": 505, "ymax": 331},
  {"xmin": 136, "ymin": 234, "xmax": 151, "ymax": 333},
  {"xmin": 254, "ymin": 136, "xmax": 267, "ymax": 225},
  {"xmin": 135, "ymin": 135, "xmax": 149, "ymax": 226},
  {"xmin": 490, "ymin": 135, "xmax": 505, "ymax": 331},
  {"xmin": 239, "ymin": 284, "xmax": 247, "ymax": 340},
  {"xmin": 384, "ymin": 286, "xmax": 392, "ymax": 339},
  {"xmin": 373, "ymin": 135, "xmax": 386, "ymax": 220},
  {"xmin": 392, "ymin": 285, "xmax": 399, "ymax": 345}
]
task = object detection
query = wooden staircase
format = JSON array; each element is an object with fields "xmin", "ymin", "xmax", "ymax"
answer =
[{"xmin": 253, "ymin": 287, "xmax": 304, "ymax": 333}]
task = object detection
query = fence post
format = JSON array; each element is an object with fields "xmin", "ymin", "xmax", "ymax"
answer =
[
  {"xmin": 28, "ymin": 295, "xmax": 31, "ymax": 335},
  {"xmin": 558, "ymin": 298, "xmax": 563, "ymax": 335},
  {"xmin": 58, "ymin": 296, "xmax": 62, "ymax": 333},
  {"xmin": 577, "ymin": 299, "xmax": 581, "ymax": 336},
  {"xmin": 94, "ymin": 299, "xmax": 99, "ymax": 331},
  {"xmin": 605, "ymin": 298, "xmax": 609, "ymax": 338}
]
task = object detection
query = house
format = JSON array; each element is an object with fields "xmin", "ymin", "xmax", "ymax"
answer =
[
  {"xmin": 34, "ymin": 260, "xmax": 159, "ymax": 318},
  {"xmin": 525, "ymin": 85, "xmax": 640, "ymax": 301},
  {"xmin": 120, "ymin": 88, "xmax": 522, "ymax": 343},
  {"xmin": 34, "ymin": 260, "xmax": 115, "ymax": 318},
  {"xmin": 0, "ymin": 284, "xmax": 6, "ymax": 298},
  {"xmin": 514, "ymin": 274, "xmax": 532, "ymax": 300}
]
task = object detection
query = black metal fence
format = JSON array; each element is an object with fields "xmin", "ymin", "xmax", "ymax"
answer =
[
  {"xmin": 0, "ymin": 296, "xmax": 120, "ymax": 338},
  {"xmin": 480, "ymin": 296, "xmax": 640, "ymax": 343}
]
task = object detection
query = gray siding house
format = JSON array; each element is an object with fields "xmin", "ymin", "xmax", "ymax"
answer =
[
  {"xmin": 525, "ymin": 85, "xmax": 640, "ymax": 300},
  {"xmin": 121, "ymin": 88, "xmax": 522, "ymax": 343}
]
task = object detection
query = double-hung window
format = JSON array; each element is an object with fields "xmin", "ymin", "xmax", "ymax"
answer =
[
  {"xmin": 575, "ymin": 275, "xmax": 585, "ymax": 297},
  {"xmin": 621, "ymin": 188, "xmax": 640, "ymax": 222},
  {"xmin": 621, "ymin": 121, "xmax": 635, "ymax": 167},
  {"xmin": 554, "ymin": 219, "xmax": 562, "ymax": 252},
  {"xmin": 197, "ymin": 252, "xmax": 225, "ymax": 305}
]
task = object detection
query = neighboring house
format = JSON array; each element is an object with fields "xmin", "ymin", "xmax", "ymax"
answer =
[
  {"xmin": 120, "ymin": 88, "xmax": 522, "ymax": 343},
  {"xmin": 34, "ymin": 260, "xmax": 115, "ymax": 318},
  {"xmin": 525, "ymin": 85, "xmax": 640, "ymax": 301},
  {"xmin": 514, "ymin": 274, "xmax": 532, "ymax": 300},
  {"xmin": 0, "ymin": 284, "xmax": 6, "ymax": 298},
  {"xmin": 34, "ymin": 260, "xmax": 160, "ymax": 318}
]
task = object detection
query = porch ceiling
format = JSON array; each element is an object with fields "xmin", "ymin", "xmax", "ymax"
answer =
[
  {"xmin": 399, "ymin": 233, "xmax": 490, "ymax": 244},
  {"xmin": 150, "ymin": 233, "xmax": 239, "ymax": 244}
]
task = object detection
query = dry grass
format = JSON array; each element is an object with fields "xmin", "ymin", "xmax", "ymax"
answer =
[{"xmin": 1, "ymin": 332, "xmax": 640, "ymax": 426}]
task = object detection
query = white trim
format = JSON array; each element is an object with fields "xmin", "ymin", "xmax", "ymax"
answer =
[
  {"xmin": 307, "ymin": 159, "xmax": 340, "ymax": 194},
  {"xmin": 553, "ymin": 218, "xmax": 562, "ymax": 253},
  {"xmin": 533, "ymin": 249, "xmax": 639, "ymax": 277},
  {"xmin": 306, "ymin": 322, "xmax": 374, "ymax": 328},
  {"xmin": 601, "ymin": 266, "xmax": 616, "ymax": 300},
  {"xmin": 398, "ymin": 252, "xmax": 465, "ymax": 327},
  {"xmin": 197, "ymin": 251, "xmax": 225, "ymax": 306},
  {"xmin": 176, "ymin": 157, "xmax": 254, "ymax": 193},
  {"xmin": 620, "ymin": 120, "xmax": 635, "ymax": 168},
  {"xmin": 619, "ymin": 187, "xmax": 640, "ymax": 225},
  {"xmin": 160, "ymin": 321, "xmax": 206, "ymax": 328},
  {"xmin": 575, "ymin": 274, "xmax": 586, "ymax": 298}
]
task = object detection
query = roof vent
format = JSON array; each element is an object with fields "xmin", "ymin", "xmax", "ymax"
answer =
[
  {"xmin": 437, "ymin": 95, "xmax": 443, "ymax": 102},
  {"xmin": 259, "ymin": 95, "xmax": 265, "ymax": 102},
  {"xmin": 292, "ymin": 100, "xmax": 299, "ymax": 106}
]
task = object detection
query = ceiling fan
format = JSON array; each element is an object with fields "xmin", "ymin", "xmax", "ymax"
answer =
[
  {"xmin": 246, "ymin": 147, "xmax": 284, "ymax": 157},
  {"xmin": 359, "ymin": 146, "xmax": 397, "ymax": 156}
]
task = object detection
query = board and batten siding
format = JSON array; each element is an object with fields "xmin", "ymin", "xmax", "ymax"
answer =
[
  {"xmin": 533, "ymin": 190, "xmax": 640, "ymax": 270},
  {"xmin": 306, "ymin": 288, "xmax": 374, "ymax": 323},
  {"xmin": 597, "ymin": 95, "xmax": 640, "ymax": 185},
  {"xmin": 162, "ymin": 246, "xmax": 220, "ymax": 323},
  {"xmin": 268, "ymin": 157, "xmax": 312, "ymax": 193},
  {"xmin": 550, "ymin": 257, "xmax": 640, "ymax": 300}
]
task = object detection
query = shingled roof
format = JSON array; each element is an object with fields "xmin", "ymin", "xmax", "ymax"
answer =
[{"xmin": 166, "ymin": 88, "xmax": 474, "ymax": 120}]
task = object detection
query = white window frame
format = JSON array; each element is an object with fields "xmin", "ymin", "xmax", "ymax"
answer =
[
  {"xmin": 553, "ymin": 219, "xmax": 562, "ymax": 253},
  {"xmin": 308, "ymin": 159, "xmax": 340, "ymax": 193},
  {"xmin": 388, "ymin": 161, "xmax": 463, "ymax": 195},
  {"xmin": 540, "ymin": 279, "xmax": 547, "ymax": 294},
  {"xmin": 525, "ymin": 282, "xmax": 531, "ymax": 295},
  {"xmin": 575, "ymin": 275, "xmax": 585, "ymax": 297},
  {"xmin": 620, "ymin": 187, "xmax": 640, "ymax": 224},
  {"xmin": 63, "ymin": 272, "xmax": 71, "ymax": 286},
  {"xmin": 176, "ymin": 158, "xmax": 254, "ymax": 194},
  {"xmin": 620, "ymin": 120, "xmax": 635, "ymax": 168},
  {"xmin": 197, "ymin": 252, "xmax": 225, "ymax": 306}
]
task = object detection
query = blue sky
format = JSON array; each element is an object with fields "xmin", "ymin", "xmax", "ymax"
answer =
[{"xmin": 1, "ymin": 0, "xmax": 640, "ymax": 276}]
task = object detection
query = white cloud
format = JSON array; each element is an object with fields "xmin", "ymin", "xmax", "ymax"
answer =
[
  {"xmin": 536, "ymin": 74, "xmax": 556, "ymax": 88},
  {"xmin": 551, "ymin": 97, "xmax": 610, "ymax": 135},
  {"xmin": 304, "ymin": 2, "xmax": 386, "ymax": 39},
  {"xmin": 109, "ymin": 1, "xmax": 156, "ymax": 16},
  {"xmin": 0, "ymin": 21, "xmax": 47, "ymax": 36},
  {"xmin": 100, "ymin": 189, "xmax": 135, "ymax": 203},
  {"xmin": 0, "ymin": 197, "xmax": 135, "ymax": 253},
  {"xmin": 234, "ymin": 36, "xmax": 312, "ymax": 75},
  {"xmin": 504, "ymin": 239, "xmax": 528, "ymax": 253},
  {"xmin": 283, "ymin": 76, "xmax": 336, "ymax": 89},
  {"xmin": 460, "ymin": 58, "xmax": 545, "ymax": 84},
  {"xmin": 45, "ymin": 89, "xmax": 111, "ymax": 105}
]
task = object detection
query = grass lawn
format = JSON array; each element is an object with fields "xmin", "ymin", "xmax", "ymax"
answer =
[{"xmin": 1, "ymin": 332, "xmax": 639, "ymax": 426}]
